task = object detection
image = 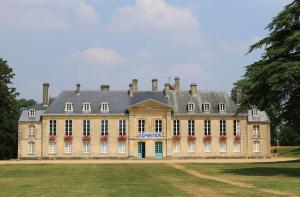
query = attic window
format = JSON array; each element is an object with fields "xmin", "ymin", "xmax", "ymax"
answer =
[
  {"xmin": 203, "ymin": 103, "xmax": 210, "ymax": 112},
  {"xmin": 219, "ymin": 103, "xmax": 226, "ymax": 112},
  {"xmin": 82, "ymin": 102, "xmax": 91, "ymax": 112},
  {"xmin": 65, "ymin": 102, "xmax": 74, "ymax": 112},
  {"xmin": 28, "ymin": 109, "xmax": 36, "ymax": 118},
  {"xmin": 252, "ymin": 109, "xmax": 259, "ymax": 117},
  {"xmin": 187, "ymin": 103, "xmax": 195, "ymax": 112},
  {"xmin": 100, "ymin": 102, "xmax": 109, "ymax": 112}
]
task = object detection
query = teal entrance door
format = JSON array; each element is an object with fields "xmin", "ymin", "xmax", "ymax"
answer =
[
  {"xmin": 138, "ymin": 142, "xmax": 145, "ymax": 159},
  {"xmin": 155, "ymin": 141, "xmax": 163, "ymax": 159}
]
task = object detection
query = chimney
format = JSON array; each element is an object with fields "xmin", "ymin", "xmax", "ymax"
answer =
[
  {"xmin": 132, "ymin": 79, "xmax": 138, "ymax": 92},
  {"xmin": 76, "ymin": 83, "xmax": 81, "ymax": 95},
  {"xmin": 152, "ymin": 79, "xmax": 158, "ymax": 91},
  {"xmin": 175, "ymin": 77, "xmax": 180, "ymax": 90},
  {"xmin": 129, "ymin": 83, "xmax": 134, "ymax": 97},
  {"xmin": 164, "ymin": 83, "xmax": 170, "ymax": 97},
  {"xmin": 101, "ymin": 85, "xmax": 110, "ymax": 91},
  {"xmin": 236, "ymin": 88, "xmax": 242, "ymax": 105},
  {"xmin": 190, "ymin": 83, "xmax": 197, "ymax": 96},
  {"xmin": 43, "ymin": 83, "xmax": 49, "ymax": 107}
]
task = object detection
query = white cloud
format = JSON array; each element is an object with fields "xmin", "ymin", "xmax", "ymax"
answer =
[
  {"xmin": 0, "ymin": 0, "xmax": 99, "ymax": 30},
  {"xmin": 69, "ymin": 47, "xmax": 122, "ymax": 65},
  {"xmin": 109, "ymin": 0, "xmax": 202, "ymax": 46},
  {"xmin": 218, "ymin": 37, "xmax": 261, "ymax": 53}
]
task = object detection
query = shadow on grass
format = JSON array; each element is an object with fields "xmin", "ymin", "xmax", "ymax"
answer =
[{"xmin": 222, "ymin": 167, "xmax": 300, "ymax": 178}]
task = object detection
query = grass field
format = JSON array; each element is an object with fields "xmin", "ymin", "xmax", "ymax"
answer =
[
  {"xmin": 272, "ymin": 146, "xmax": 300, "ymax": 158},
  {"xmin": 0, "ymin": 160, "xmax": 299, "ymax": 197}
]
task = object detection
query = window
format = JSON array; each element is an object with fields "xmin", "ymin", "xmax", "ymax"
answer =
[
  {"xmin": 187, "ymin": 103, "xmax": 195, "ymax": 112},
  {"xmin": 101, "ymin": 120, "xmax": 108, "ymax": 135},
  {"xmin": 65, "ymin": 120, "xmax": 72, "ymax": 135},
  {"xmin": 188, "ymin": 142, "xmax": 195, "ymax": 152},
  {"xmin": 100, "ymin": 102, "xmax": 109, "ymax": 112},
  {"xmin": 173, "ymin": 120, "xmax": 180, "ymax": 135},
  {"xmin": 253, "ymin": 141, "xmax": 260, "ymax": 153},
  {"xmin": 119, "ymin": 120, "xmax": 126, "ymax": 135},
  {"xmin": 233, "ymin": 120, "xmax": 240, "ymax": 136},
  {"xmin": 28, "ymin": 142, "xmax": 35, "ymax": 154},
  {"xmin": 49, "ymin": 120, "xmax": 56, "ymax": 135},
  {"xmin": 28, "ymin": 125, "xmax": 35, "ymax": 138},
  {"xmin": 253, "ymin": 125, "xmax": 260, "ymax": 138},
  {"xmin": 219, "ymin": 103, "xmax": 226, "ymax": 112},
  {"xmin": 220, "ymin": 142, "xmax": 227, "ymax": 153},
  {"xmin": 155, "ymin": 120, "xmax": 162, "ymax": 133},
  {"xmin": 83, "ymin": 120, "xmax": 90, "ymax": 135},
  {"xmin": 220, "ymin": 120, "xmax": 226, "ymax": 135},
  {"xmin": 252, "ymin": 109, "xmax": 259, "ymax": 117},
  {"xmin": 64, "ymin": 142, "xmax": 72, "ymax": 154},
  {"xmin": 234, "ymin": 142, "xmax": 241, "ymax": 152},
  {"xmin": 173, "ymin": 141, "xmax": 180, "ymax": 153},
  {"xmin": 204, "ymin": 141, "xmax": 211, "ymax": 152},
  {"xmin": 138, "ymin": 120, "xmax": 145, "ymax": 133},
  {"xmin": 82, "ymin": 102, "xmax": 91, "ymax": 112},
  {"xmin": 83, "ymin": 141, "xmax": 90, "ymax": 154},
  {"xmin": 49, "ymin": 142, "xmax": 56, "ymax": 154},
  {"xmin": 188, "ymin": 120, "xmax": 195, "ymax": 136},
  {"xmin": 119, "ymin": 141, "xmax": 126, "ymax": 153},
  {"xmin": 28, "ymin": 109, "xmax": 35, "ymax": 118},
  {"xmin": 100, "ymin": 142, "xmax": 108, "ymax": 153},
  {"xmin": 203, "ymin": 103, "xmax": 210, "ymax": 112},
  {"xmin": 65, "ymin": 102, "xmax": 73, "ymax": 112},
  {"xmin": 204, "ymin": 120, "xmax": 211, "ymax": 135}
]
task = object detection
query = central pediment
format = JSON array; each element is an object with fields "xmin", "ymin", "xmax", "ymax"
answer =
[{"xmin": 129, "ymin": 99, "xmax": 172, "ymax": 110}]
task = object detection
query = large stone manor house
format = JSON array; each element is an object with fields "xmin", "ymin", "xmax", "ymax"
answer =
[{"xmin": 18, "ymin": 78, "xmax": 271, "ymax": 159}]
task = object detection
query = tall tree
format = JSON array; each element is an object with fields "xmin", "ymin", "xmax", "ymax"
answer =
[
  {"xmin": 233, "ymin": 1, "xmax": 300, "ymax": 137},
  {"xmin": 0, "ymin": 58, "xmax": 19, "ymax": 159}
]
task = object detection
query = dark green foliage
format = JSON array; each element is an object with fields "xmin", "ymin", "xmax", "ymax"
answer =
[
  {"xmin": 278, "ymin": 124, "xmax": 300, "ymax": 146},
  {"xmin": 232, "ymin": 1, "xmax": 300, "ymax": 144}
]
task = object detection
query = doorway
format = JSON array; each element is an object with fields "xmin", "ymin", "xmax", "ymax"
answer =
[
  {"xmin": 155, "ymin": 141, "xmax": 163, "ymax": 159},
  {"xmin": 138, "ymin": 142, "xmax": 145, "ymax": 159}
]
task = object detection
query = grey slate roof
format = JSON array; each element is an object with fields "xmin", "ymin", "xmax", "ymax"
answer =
[
  {"xmin": 19, "ymin": 109, "xmax": 45, "ymax": 122},
  {"xmin": 130, "ymin": 91, "xmax": 169, "ymax": 106},
  {"xmin": 248, "ymin": 110, "xmax": 270, "ymax": 122}
]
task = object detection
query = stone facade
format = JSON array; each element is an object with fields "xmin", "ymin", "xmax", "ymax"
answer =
[{"xmin": 18, "ymin": 78, "xmax": 271, "ymax": 159}]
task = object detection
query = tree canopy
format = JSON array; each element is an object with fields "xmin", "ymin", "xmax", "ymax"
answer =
[{"xmin": 232, "ymin": 0, "xmax": 300, "ymax": 140}]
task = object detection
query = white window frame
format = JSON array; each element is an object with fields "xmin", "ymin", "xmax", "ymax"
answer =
[
  {"xmin": 188, "ymin": 141, "xmax": 195, "ymax": 153},
  {"xmin": 138, "ymin": 120, "xmax": 145, "ymax": 133},
  {"xmin": 100, "ymin": 142, "xmax": 108, "ymax": 154},
  {"xmin": 253, "ymin": 141, "xmax": 260, "ymax": 153},
  {"xmin": 100, "ymin": 102, "xmax": 109, "ymax": 112},
  {"xmin": 82, "ymin": 102, "xmax": 91, "ymax": 112},
  {"xmin": 49, "ymin": 120, "xmax": 56, "ymax": 136},
  {"xmin": 101, "ymin": 120, "xmax": 108, "ymax": 135},
  {"xmin": 204, "ymin": 120, "xmax": 211, "ymax": 135},
  {"xmin": 119, "ymin": 141, "xmax": 126, "ymax": 153},
  {"xmin": 28, "ymin": 109, "xmax": 36, "ymax": 118},
  {"xmin": 219, "ymin": 103, "xmax": 226, "ymax": 112},
  {"xmin": 173, "ymin": 141, "xmax": 180, "ymax": 153},
  {"xmin": 83, "ymin": 120, "xmax": 90, "ymax": 135},
  {"xmin": 234, "ymin": 142, "xmax": 241, "ymax": 153},
  {"xmin": 204, "ymin": 141, "xmax": 211, "ymax": 153},
  {"xmin": 187, "ymin": 103, "xmax": 195, "ymax": 112},
  {"xmin": 253, "ymin": 125, "xmax": 260, "ymax": 138},
  {"xmin": 220, "ymin": 120, "xmax": 226, "ymax": 135},
  {"xmin": 28, "ymin": 142, "xmax": 35, "ymax": 155},
  {"xmin": 252, "ymin": 109, "xmax": 259, "ymax": 117},
  {"xmin": 155, "ymin": 120, "xmax": 162, "ymax": 133},
  {"xmin": 65, "ymin": 120, "xmax": 72, "ymax": 135},
  {"xmin": 49, "ymin": 142, "xmax": 56, "ymax": 154},
  {"xmin": 119, "ymin": 120, "xmax": 126, "ymax": 135},
  {"xmin": 28, "ymin": 125, "xmax": 35, "ymax": 139},
  {"xmin": 65, "ymin": 102, "xmax": 73, "ymax": 112},
  {"xmin": 83, "ymin": 141, "xmax": 90, "ymax": 154},
  {"xmin": 233, "ymin": 120, "xmax": 240, "ymax": 136},
  {"xmin": 188, "ymin": 120, "xmax": 195, "ymax": 136},
  {"xmin": 173, "ymin": 120, "xmax": 180, "ymax": 135},
  {"xmin": 64, "ymin": 142, "xmax": 72, "ymax": 154},
  {"xmin": 220, "ymin": 142, "xmax": 227, "ymax": 153},
  {"xmin": 203, "ymin": 103, "xmax": 210, "ymax": 112}
]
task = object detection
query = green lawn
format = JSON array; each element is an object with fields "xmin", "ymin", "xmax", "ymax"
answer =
[
  {"xmin": 271, "ymin": 146, "xmax": 300, "ymax": 158},
  {"xmin": 0, "ymin": 161, "xmax": 299, "ymax": 197}
]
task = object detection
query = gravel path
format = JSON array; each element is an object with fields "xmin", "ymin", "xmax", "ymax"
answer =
[{"xmin": 0, "ymin": 158, "xmax": 297, "ymax": 164}]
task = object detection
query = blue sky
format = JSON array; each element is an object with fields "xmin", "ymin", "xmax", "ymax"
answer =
[{"xmin": 0, "ymin": 0, "xmax": 290, "ymax": 101}]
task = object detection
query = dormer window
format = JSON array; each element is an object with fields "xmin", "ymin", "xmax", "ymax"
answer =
[
  {"xmin": 219, "ymin": 103, "xmax": 226, "ymax": 112},
  {"xmin": 65, "ymin": 102, "xmax": 74, "ymax": 112},
  {"xmin": 82, "ymin": 102, "xmax": 91, "ymax": 112},
  {"xmin": 252, "ymin": 109, "xmax": 259, "ymax": 117},
  {"xmin": 187, "ymin": 103, "xmax": 195, "ymax": 112},
  {"xmin": 100, "ymin": 102, "xmax": 109, "ymax": 112},
  {"xmin": 28, "ymin": 109, "xmax": 36, "ymax": 118},
  {"xmin": 203, "ymin": 103, "xmax": 210, "ymax": 112}
]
